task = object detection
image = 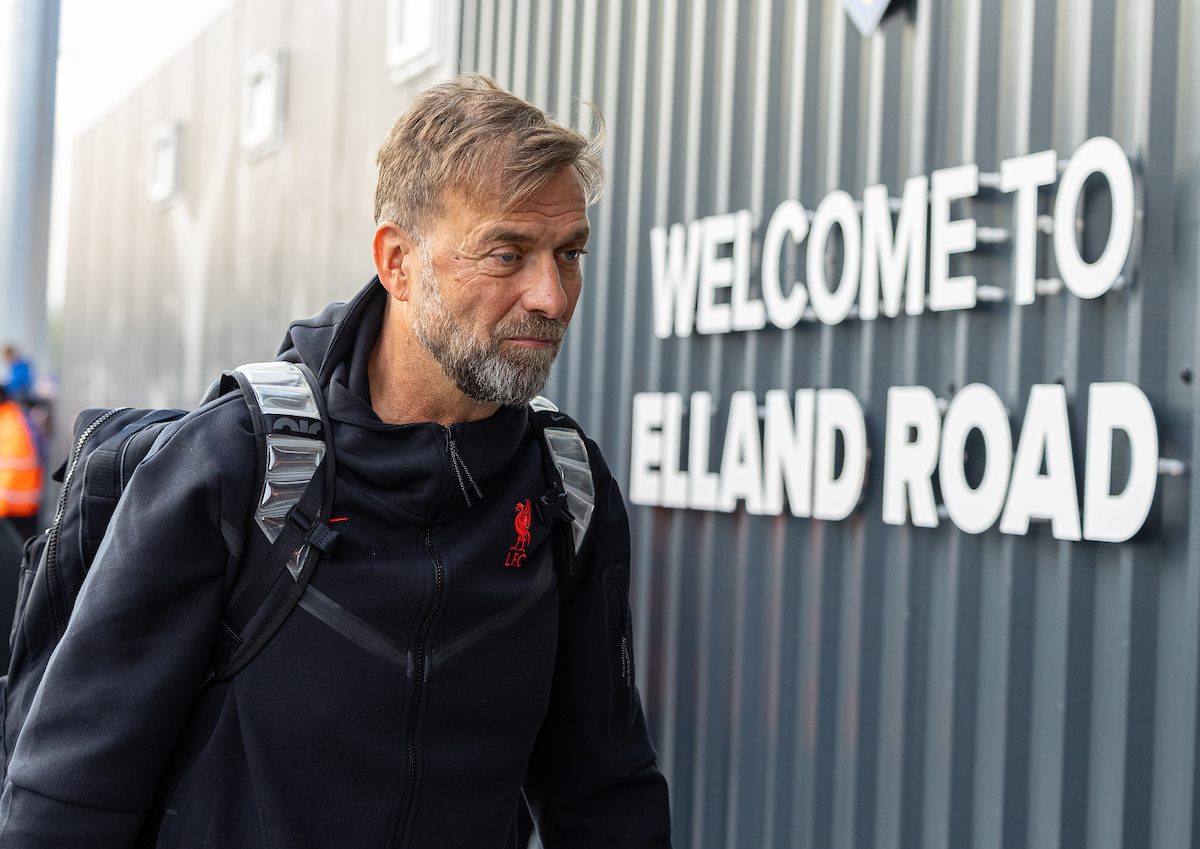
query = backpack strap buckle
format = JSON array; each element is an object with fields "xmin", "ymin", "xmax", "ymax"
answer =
[
  {"xmin": 302, "ymin": 519, "xmax": 340, "ymax": 555},
  {"xmin": 282, "ymin": 501, "xmax": 340, "ymax": 555},
  {"xmin": 535, "ymin": 485, "xmax": 574, "ymax": 526}
]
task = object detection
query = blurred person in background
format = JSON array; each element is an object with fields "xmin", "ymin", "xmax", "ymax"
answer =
[
  {"xmin": 2, "ymin": 347, "xmax": 33, "ymax": 404},
  {"xmin": 0, "ymin": 384, "xmax": 42, "ymax": 544},
  {"xmin": 0, "ymin": 367, "xmax": 43, "ymax": 672}
]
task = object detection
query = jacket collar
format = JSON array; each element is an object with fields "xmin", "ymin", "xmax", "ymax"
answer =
[{"xmin": 284, "ymin": 277, "xmax": 531, "ymax": 488}]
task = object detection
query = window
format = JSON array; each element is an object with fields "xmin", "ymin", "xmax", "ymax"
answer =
[
  {"xmin": 386, "ymin": 0, "xmax": 442, "ymax": 83},
  {"xmin": 241, "ymin": 50, "xmax": 286, "ymax": 159},
  {"xmin": 147, "ymin": 122, "xmax": 181, "ymax": 207}
]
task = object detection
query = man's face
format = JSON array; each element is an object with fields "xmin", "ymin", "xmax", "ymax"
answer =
[{"xmin": 408, "ymin": 168, "xmax": 590, "ymax": 407}]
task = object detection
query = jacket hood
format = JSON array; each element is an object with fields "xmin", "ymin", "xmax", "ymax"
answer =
[{"xmin": 275, "ymin": 276, "xmax": 385, "ymax": 386}]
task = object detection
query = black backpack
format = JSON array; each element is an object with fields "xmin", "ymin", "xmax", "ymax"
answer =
[
  {"xmin": 0, "ymin": 363, "xmax": 595, "ymax": 780},
  {"xmin": 0, "ymin": 361, "xmax": 339, "ymax": 780}
]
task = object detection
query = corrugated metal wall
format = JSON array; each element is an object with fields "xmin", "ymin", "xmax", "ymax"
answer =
[
  {"xmin": 58, "ymin": 0, "xmax": 1200, "ymax": 846},
  {"xmin": 458, "ymin": 1, "xmax": 1200, "ymax": 847}
]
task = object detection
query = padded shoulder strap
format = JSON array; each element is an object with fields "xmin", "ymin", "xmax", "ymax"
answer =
[
  {"xmin": 210, "ymin": 361, "xmax": 338, "ymax": 680},
  {"xmin": 230, "ymin": 361, "xmax": 335, "ymax": 552},
  {"xmin": 528, "ymin": 397, "xmax": 597, "ymax": 612}
]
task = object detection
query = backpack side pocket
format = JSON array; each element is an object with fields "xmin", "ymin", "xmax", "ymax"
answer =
[{"xmin": 10, "ymin": 534, "xmax": 44, "ymax": 655}]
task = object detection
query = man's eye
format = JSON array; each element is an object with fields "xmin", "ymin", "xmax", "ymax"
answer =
[
  {"xmin": 495, "ymin": 252, "xmax": 518, "ymax": 262},
  {"xmin": 562, "ymin": 249, "xmax": 586, "ymax": 261}
]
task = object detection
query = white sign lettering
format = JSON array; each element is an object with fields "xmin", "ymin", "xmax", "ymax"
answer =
[
  {"xmin": 634, "ymin": 136, "xmax": 1156, "ymax": 542},
  {"xmin": 649, "ymin": 137, "xmax": 1138, "ymax": 337},
  {"xmin": 630, "ymin": 389, "xmax": 867, "ymax": 517},
  {"xmin": 631, "ymin": 382, "xmax": 1160, "ymax": 542},
  {"xmin": 938, "ymin": 384, "xmax": 1013, "ymax": 534},
  {"xmin": 1001, "ymin": 149, "xmax": 1059, "ymax": 305},
  {"xmin": 1054, "ymin": 136, "xmax": 1137, "ymax": 299},
  {"xmin": 761, "ymin": 201, "xmax": 810, "ymax": 329},
  {"xmin": 860, "ymin": 175, "xmax": 927, "ymax": 319},
  {"xmin": 1081, "ymin": 382, "xmax": 1158, "ymax": 542},
  {"xmin": 881, "ymin": 385, "xmax": 941, "ymax": 528}
]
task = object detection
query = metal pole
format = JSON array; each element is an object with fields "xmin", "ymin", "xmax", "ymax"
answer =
[{"xmin": 0, "ymin": 0, "xmax": 60, "ymax": 368}]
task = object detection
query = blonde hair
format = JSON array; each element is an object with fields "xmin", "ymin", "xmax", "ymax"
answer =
[{"xmin": 374, "ymin": 73, "xmax": 604, "ymax": 237}]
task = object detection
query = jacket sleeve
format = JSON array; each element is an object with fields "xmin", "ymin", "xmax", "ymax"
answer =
[
  {"xmin": 0, "ymin": 398, "xmax": 256, "ymax": 848},
  {"xmin": 523, "ymin": 440, "xmax": 672, "ymax": 848}
]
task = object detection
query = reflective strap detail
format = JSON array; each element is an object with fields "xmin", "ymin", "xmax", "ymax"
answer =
[
  {"xmin": 255, "ymin": 436, "xmax": 326, "ymax": 544},
  {"xmin": 0, "ymin": 507, "xmax": 39, "ymax": 518},
  {"xmin": 286, "ymin": 543, "xmax": 308, "ymax": 580},
  {"xmin": 543, "ymin": 427, "xmax": 595, "ymax": 553},
  {"xmin": 0, "ymin": 488, "xmax": 40, "ymax": 507},
  {"xmin": 0, "ymin": 469, "xmax": 40, "ymax": 489},
  {"xmin": 255, "ymin": 434, "xmax": 326, "ymax": 543},
  {"xmin": 528, "ymin": 395, "xmax": 559, "ymax": 413},
  {"xmin": 0, "ymin": 456, "xmax": 39, "ymax": 471},
  {"xmin": 239, "ymin": 362, "xmax": 325, "ymax": 546},
  {"xmin": 235, "ymin": 362, "xmax": 321, "ymax": 417}
]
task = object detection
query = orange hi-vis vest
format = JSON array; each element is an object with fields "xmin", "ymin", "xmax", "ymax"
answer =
[{"xmin": 0, "ymin": 401, "xmax": 41, "ymax": 518}]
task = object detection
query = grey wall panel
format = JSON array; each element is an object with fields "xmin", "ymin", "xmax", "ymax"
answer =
[
  {"xmin": 56, "ymin": 0, "xmax": 1200, "ymax": 847},
  {"xmin": 1154, "ymin": 5, "xmax": 1200, "ymax": 849},
  {"xmin": 58, "ymin": 0, "xmax": 429, "ymax": 463},
  {"xmin": 467, "ymin": 1, "xmax": 1200, "ymax": 847}
]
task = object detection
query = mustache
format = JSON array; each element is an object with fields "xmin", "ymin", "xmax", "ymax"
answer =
[{"xmin": 492, "ymin": 314, "xmax": 567, "ymax": 345}]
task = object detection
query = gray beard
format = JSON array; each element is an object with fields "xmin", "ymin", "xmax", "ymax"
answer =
[{"xmin": 410, "ymin": 251, "xmax": 566, "ymax": 407}]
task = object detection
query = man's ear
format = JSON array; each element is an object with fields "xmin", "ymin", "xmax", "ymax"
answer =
[{"xmin": 373, "ymin": 222, "xmax": 420, "ymax": 301}]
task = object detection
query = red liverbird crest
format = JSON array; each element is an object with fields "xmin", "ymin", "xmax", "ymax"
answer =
[
  {"xmin": 514, "ymin": 500, "xmax": 532, "ymax": 547},
  {"xmin": 507, "ymin": 500, "xmax": 532, "ymax": 567}
]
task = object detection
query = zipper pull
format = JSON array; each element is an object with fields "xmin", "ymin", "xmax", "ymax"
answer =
[
  {"xmin": 620, "ymin": 602, "xmax": 633, "ymax": 689},
  {"xmin": 620, "ymin": 632, "xmax": 632, "ymax": 689},
  {"xmin": 445, "ymin": 430, "xmax": 483, "ymax": 506}
]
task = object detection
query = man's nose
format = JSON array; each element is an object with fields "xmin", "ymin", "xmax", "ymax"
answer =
[{"xmin": 521, "ymin": 256, "xmax": 569, "ymax": 319}]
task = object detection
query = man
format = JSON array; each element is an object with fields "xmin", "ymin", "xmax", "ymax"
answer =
[
  {"xmin": 0, "ymin": 74, "xmax": 671, "ymax": 847},
  {"xmin": 2, "ymin": 346, "xmax": 33, "ymax": 403},
  {"xmin": 0, "ymin": 383, "xmax": 40, "ymax": 671},
  {"xmin": 0, "ymin": 384, "xmax": 41, "ymax": 543}
]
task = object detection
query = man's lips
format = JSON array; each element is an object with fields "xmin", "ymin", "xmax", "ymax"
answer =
[{"xmin": 504, "ymin": 336, "xmax": 558, "ymax": 348}]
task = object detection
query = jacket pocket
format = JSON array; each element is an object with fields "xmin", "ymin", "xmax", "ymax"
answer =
[
  {"xmin": 602, "ymin": 565, "xmax": 634, "ymax": 742},
  {"xmin": 10, "ymin": 562, "xmax": 35, "ymax": 651}
]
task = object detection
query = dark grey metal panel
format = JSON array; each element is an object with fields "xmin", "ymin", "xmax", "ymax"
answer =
[{"xmin": 458, "ymin": 0, "xmax": 1200, "ymax": 847}]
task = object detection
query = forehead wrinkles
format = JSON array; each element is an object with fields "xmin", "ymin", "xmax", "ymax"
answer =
[
  {"xmin": 473, "ymin": 216, "xmax": 589, "ymax": 247},
  {"xmin": 449, "ymin": 207, "xmax": 589, "ymax": 257},
  {"xmin": 424, "ymin": 168, "xmax": 588, "ymax": 261}
]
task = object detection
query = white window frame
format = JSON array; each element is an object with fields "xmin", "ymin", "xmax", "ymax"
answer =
[
  {"xmin": 241, "ymin": 50, "xmax": 286, "ymax": 159},
  {"xmin": 147, "ymin": 121, "xmax": 182, "ymax": 208},
  {"xmin": 385, "ymin": 0, "xmax": 451, "ymax": 84}
]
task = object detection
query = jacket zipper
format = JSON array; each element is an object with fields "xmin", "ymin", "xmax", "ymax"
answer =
[
  {"xmin": 393, "ymin": 528, "xmax": 444, "ymax": 848},
  {"xmin": 607, "ymin": 578, "xmax": 635, "ymax": 739},
  {"xmin": 46, "ymin": 407, "xmax": 131, "ymax": 638},
  {"xmin": 393, "ymin": 429, "xmax": 462, "ymax": 848},
  {"xmin": 620, "ymin": 623, "xmax": 633, "ymax": 691}
]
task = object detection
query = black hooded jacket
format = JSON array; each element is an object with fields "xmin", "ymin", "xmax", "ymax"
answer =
[{"xmin": 0, "ymin": 280, "xmax": 671, "ymax": 848}]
